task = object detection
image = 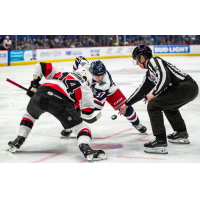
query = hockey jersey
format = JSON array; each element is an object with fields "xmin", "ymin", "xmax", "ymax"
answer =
[
  {"xmin": 3, "ymin": 39, "xmax": 12, "ymax": 50},
  {"xmin": 90, "ymin": 71, "xmax": 118, "ymax": 110},
  {"xmin": 33, "ymin": 62, "xmax": 94, "ymax": 119},
  {"xmin": 126, "ymin": 56, "xmax": 188, "ymax": 106},
  {"xmin": 72, "ymin": 57, "xmax": 119, "ymax": 110}
]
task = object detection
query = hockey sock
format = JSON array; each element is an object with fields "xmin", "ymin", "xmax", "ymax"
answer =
[
  {"xmin": 123, "ymin": 106, "xmax": 139, "ymax": 126},
  {"xmin": 77, "ymin": 128, "xmax": 92, "ymax": 146},
  {"xmin": 18, "ymin": 111, "xmax": 36, "ymax": 138}
]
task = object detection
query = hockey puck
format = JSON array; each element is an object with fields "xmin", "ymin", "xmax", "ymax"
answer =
[{"xmin": 111, "ymin": 115, "xmax": 117, "ymax": 120}]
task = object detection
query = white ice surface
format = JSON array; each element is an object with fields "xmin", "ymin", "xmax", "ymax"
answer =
[{"xmin": 0, "ymin": 57, "xmax": 200, "ymax": 163}]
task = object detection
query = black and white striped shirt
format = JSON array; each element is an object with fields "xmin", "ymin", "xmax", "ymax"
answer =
[{"xmin": 125, "ymin": 57, "xmax": 188, "ymax": 106}]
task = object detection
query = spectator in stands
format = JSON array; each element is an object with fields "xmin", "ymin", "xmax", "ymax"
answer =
[
  {"xmin": 35, "ymin": 38, "xmax": 43, "ymax": 47},
  {"xmin": 75, "ymin": 38, "xmax": 82, "ymax": 47},
  {"xmin": 108, "ymin": 35, "xmax": 113, "ymax": 46},
  {"xmin": 3, "ymin": 36, "xmax": 12, "ymax": 50},
  {"xmin": 113, "ymin": 38, "xmax": 117, "ymax": 46},
  {"xmin": 50, "ymin": 39, "xmax": 55, "ymax": 48},
  {"xmin": 78, "ymin": 35, "xmax": 83, "ymax": 43},
  {"xmin": 190, "ymin": 35, "xmax": 196, "ymax": 44},
  {"xmin": 156, "ymin": 35, "xmax": 162, "ymax": 45},
  {"xmin": 182, "ymin": 40, "xmax": 187, "ymax": 45},
  {"xmin": 20, "ymin": 41, "xmax": 25, "ymax": 50},
  {"xmin": 88, "ymin": 36, "xmax": 95, "ymax": 47},
  {"xmin": 119, "ymin": 36, "xmax": 123, "ymax": 46},
  {"xmin": 54, "ymin": 36, "xmax": 59, "ymax": 46},
  {"xmin": 60, "ymin": 36, "xmax": 65, "ymax": 47},
  {"xmin": 82, "ymin": 37, "xmax": 89, "ymax": 47},
  {"xmin": 160, "ymin": 37, "xmax": 167, "ymax": 45},
  {"xmin": 131, "ymin": 37, "xmax": 135, "ymax": 45},
  {"xmin": 169, "ymin": 35, "xmax": 176, "ymax": 45},
  {"xmin": 185, "ymin": 38, "xmax": 190, "ymax": 45},
  {"xmin": 195, "ymin": 37, "xmax": 200, "ymax": 44},
  {"xmin": 63, "ymin": 39, "xmax": 69, "ymax": 48},
  {"xmin": 71, "ymin": 43, "xmax": 76, "ymax": 48}
]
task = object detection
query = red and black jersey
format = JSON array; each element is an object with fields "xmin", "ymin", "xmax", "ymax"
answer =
[{"xmin": 33, "ymin": 62, "xmax": 94, "ymax": 118}]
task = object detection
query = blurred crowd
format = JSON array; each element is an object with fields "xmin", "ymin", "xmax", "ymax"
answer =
[{"xmin": 0, "ymin": 35, "xmax": 200, "ymax": 50}]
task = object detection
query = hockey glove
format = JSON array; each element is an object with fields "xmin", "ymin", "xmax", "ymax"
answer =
[{"xmin": 26, "ymin": 78, "xmax": 41, "ymax": 97}]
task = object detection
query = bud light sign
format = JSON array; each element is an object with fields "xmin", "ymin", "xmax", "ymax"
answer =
[{"xmin": 154, "ymin": 46, "xmax": 190, "ymax": 54}]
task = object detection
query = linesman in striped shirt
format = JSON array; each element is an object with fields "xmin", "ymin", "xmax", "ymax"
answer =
[{"xmin": 119, "ymin": 45, "xmax": 199, "ymax": 154}]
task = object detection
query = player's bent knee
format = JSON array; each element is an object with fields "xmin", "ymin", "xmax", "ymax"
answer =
[
  {"xmin": 23, "ymin": 110, "xmax": 37, "ymax": 123},
  {"xmin": 71, "ymin": 122, "xmax": 91, "ymax": 136}
]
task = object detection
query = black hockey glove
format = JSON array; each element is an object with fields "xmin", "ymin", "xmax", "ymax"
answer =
[{"xmin": 26, "ymin": 79, "xmax": 41, "ymax": 97}]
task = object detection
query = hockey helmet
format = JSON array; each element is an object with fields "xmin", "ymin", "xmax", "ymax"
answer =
[
  {"xmin": 132, "ymin": 45, "xmax": 152, "ymax": 62},
  {"xmin": 90, "ymin": 60, "xmax": 106, "ymax": 76},
  {"xmin": 75, "ymin": 67, "xmax": 92, "ymax": 86}
]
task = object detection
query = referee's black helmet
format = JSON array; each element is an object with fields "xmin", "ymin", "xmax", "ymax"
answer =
[{"xmin": 132, "ymin": 45, "xmax": 152, "ymax": 61}]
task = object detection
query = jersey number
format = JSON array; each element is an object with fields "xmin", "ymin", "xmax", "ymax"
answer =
[
  {"xmin": 96, "ymin": 92, "xmax": 106, "ymax": 98},
  {"xmin": 58, "ymin": 72, "xmax": 81, "ymax": 99}
]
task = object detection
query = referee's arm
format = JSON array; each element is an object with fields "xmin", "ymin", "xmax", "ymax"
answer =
[
  {"xmin": 125, "ymin": 74, "xmax": 154, "ymax": 106},
  {"xmin": 149, "ymin": 58, "xmax": 171, "ymax": 96}
]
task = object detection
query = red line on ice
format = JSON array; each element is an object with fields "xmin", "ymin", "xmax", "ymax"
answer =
[
  {"xmin": 134, "ymin": 133, "xmax": 153, "ymax": 141},
  {"xmin": 102, "ymin": 128, "xmax": 134, "ymax": 139}
]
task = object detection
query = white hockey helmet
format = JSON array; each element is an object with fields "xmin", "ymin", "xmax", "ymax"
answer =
[{"xmin": 75, "ymin": 67, "xmax": 92, "ymax": 86}]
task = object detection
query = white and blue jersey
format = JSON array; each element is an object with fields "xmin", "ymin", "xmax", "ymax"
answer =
[{"xmin": 90, "ymin": 70, "xmax": 118, "ymax": 111}]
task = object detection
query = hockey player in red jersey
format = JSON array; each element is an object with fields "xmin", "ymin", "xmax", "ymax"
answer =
[
  {"xmin": 8, "ymin": 62, "xmax": 106, "ymax": 161},
  {"xmin": 61, "ymin": 56, "xmax": 147, "ymax": 137}
]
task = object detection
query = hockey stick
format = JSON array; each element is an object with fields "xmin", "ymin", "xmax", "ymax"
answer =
[
  {"xmin": 6, "ymin": 78, "xmax": 29, "ymax": 92},
  {"xmin": 83, "ymin": 111, "xmax": 102, "ymax": 124}
]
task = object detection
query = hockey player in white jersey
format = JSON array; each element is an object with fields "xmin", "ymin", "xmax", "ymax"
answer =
[
  {"xmin": 8, "ymin": 62, "xmax": 106, "ymax": 161},
  {"xmin": 3, "ymin": 36, "xmax": 12, "ymax": 50},
  {"xmin": 61, "ymin": 56, "xmax": 147, "ymax": 137}
]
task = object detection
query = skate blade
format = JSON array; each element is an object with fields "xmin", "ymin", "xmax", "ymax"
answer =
[
  {"xmin": 87, "ymin": 153, "xmax": 107, "ymax": 161},
  {"xmin": 168, "ymin": 138, "xmax": 190, "ymax": 144},
  {"xmin": 144, "ymin": 147, "xmax": 168, "ymax": 154},
  {"xmin": 139, "ymin": 132, "xmax": 148, "ymax": 135},
  {"xmin": 8, "ymin": 146, "xmax": 17, "ymax": 153},
  {"xmin": 60, "ymin": 134, "xmax": 71, "ymax": 139}
]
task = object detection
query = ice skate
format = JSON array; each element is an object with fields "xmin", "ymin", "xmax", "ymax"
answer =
[
  {"xmin": 60, "ymin": 129, "xmax": 72, "ymax": 139},
  {"xmin": 144, "ymin": 139, "xmax": 168, "ymax": 154},
  {"xmin": 79, "ymin": 143, "xmax": 107, "ymax": 161},
  {"xmin": 8, "ymin": 136, "xmax": 26, "ymax": 153},
  {"xmin": 167, "ymin": 131, "xmax": 190, "ymax": 144},
  {"xmin": 133, "ymin": 123, "xmax": 147, "ymax": 135}
]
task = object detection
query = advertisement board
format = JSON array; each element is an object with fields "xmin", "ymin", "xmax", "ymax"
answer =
[
  {"xmin": 10, "ymin": 50, "xmax": 38, "ymax": 62},
  {"xmin": 7, "ymin": 45, "xmax": 200, "ymax": 66},
  {"xmin": 154, "ymin": 46, "xmax": 190, "ymax": 54},
  {"xmin": 0, "ymin": 51, "xmax": 8, "ymax": 66}
]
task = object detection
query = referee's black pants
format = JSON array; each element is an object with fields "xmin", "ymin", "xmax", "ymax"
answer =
[{"xmin": 147, "ymin": 76, "xmax": 199, "ymax": 139}]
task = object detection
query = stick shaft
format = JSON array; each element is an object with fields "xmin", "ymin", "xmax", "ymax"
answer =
[
  {"xmin": 83, "ymin": 111, "xmax": 102, "ymax": 124},
  {"xmin": 6, "ymin": 78, "xmax": 29, "ymax": 92}
]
